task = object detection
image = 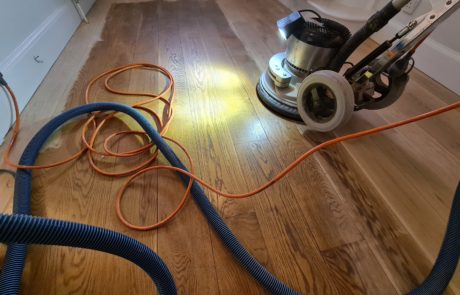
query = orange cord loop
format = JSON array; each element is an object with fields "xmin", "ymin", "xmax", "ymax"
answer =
[
  {"xmin": 3, "ymin": 64, "xmax": 460, "ymax": 230},
  {"xmin": 116, "ymin": 136, "xmax": 194, "ymax": 230}
]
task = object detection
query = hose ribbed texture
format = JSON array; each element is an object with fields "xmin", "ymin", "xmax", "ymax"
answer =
[
  {"xmin": 0, "ymin": 214, "xmax": 176, "ymax": 294},
  {"xmin": 0, "ymin": 102, "xmax": 297, "ymax": 295},
  {"xmin": 0, "ymin": 245, "xmax": 27, "ymax": 294},
  {"xmin": 406, "ymin": 183, "xmax": 460, "ymax": 295}
]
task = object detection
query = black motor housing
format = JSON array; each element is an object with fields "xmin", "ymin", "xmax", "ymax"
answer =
[{"xmin": 285, "ymin": 18, "xmax": 351, "ymax": 75}]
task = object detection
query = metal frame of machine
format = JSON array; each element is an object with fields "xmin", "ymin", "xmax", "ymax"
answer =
[{"xmin": 256, "ymin": 0, "xmax": 460, "ymax": 132}]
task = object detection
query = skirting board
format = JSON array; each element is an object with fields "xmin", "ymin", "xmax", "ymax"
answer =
[
  {"xmin": 0, "ymin": 1, "xmax": 95, "ymax": 144},
  {"xmin": 371, "ymin": 19, "xmax": 460, "ymax": 96}
]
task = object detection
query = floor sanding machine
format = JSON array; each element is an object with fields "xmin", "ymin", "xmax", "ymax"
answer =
[{"xmin": 257, "ymin": 0, "xmax": 459, "ymax": 131}]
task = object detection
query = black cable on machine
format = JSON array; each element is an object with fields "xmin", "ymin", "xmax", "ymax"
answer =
[
  {"xmin": 344, "ymin": 39, "xmax": 395, "ymax": 79},
  {"xmin": 298, "ymin": 9, "xmax": 322, "ymax": 20},
  {"xmin": 329, "ymin": 1, "xmax": 402, "ymax": 71}
]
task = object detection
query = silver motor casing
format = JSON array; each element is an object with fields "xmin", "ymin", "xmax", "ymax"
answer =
[
  {"xmin": 257, "ymin": 17, "xmax": 350, "ymax": 120},
  {"xmin": 285, "ymin": 35, "xmax": 339, "ymax": 75},
  {"xmin": 265, "ymin": 35, "xmax": 340, "ymax": 107}
]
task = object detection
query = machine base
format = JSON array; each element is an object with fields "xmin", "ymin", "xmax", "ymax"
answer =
[
  {"xmin": 256, "ymin": 82, "xmax": 301, "ymax": 121},
  {"xmin": 256, "ymin": 72, "xmax": 302, "ymax": 121}
]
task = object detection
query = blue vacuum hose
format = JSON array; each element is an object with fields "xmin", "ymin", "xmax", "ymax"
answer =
[
  {"xmin": 0, "ymin": 102, "xmax": 297, "ymax": 295},
  {"xmin": 0, "ymin": 214, "xmax": 176, "ymax": 294},
  {"xmin": 0, "ymin": 102, "xmax": 458, "ymax": 294},
  {"xmin": 407, "ymin": 183, "xmax": 460, "ymax": 295}
]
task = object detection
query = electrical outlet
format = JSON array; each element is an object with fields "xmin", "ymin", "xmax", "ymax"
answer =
[{"xmin": 402, "ymin": 0, "xmax": 421, "ymax": 15}]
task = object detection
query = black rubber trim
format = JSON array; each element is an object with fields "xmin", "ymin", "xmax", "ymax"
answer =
[
  {"xmin": 294, "ymin": 17, "xmax": 350, "ymax": 48},
  {"xmin": 256, "ymin": 82, "xmax": 302, "ymax": 121}
]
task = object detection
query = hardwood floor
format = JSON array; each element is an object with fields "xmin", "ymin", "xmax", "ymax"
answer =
[{"xmin": 0, "ymin": 0, "xmax": 459, "ymax": 294}]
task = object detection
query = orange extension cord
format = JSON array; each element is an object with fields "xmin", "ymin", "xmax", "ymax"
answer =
[{"xmin": 2, "ymin": 63, "xmax": 460, "ymax": 231}]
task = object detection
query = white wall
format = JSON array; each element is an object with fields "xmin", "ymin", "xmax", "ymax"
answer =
[
  {"xmin": 380, "ymin": 0, "xmax": 460, "ymax": 52},
  {"xmin": 372, "ymin": 0, "xmax": 460, "ymax": 95},
  {"xmin": 0, "ymin": 0, "xmax": 95, "ymax": 143},
  {"xmin": 0, "ymin": 0, "xmax": 64, "ymax": 59}
]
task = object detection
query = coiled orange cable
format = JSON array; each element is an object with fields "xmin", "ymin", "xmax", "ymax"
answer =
[
  {"xmin": 2, "ymin": 64, "xmax": 460, "ymax": 231},
  {"xmin": 3, "ymin": 63, "xmax": 193, "ymax": 230}
]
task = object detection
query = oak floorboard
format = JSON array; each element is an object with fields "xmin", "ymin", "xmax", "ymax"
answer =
[{"xmin": 0, "ymin": 0, "xmax": 458, "ymax": 294}]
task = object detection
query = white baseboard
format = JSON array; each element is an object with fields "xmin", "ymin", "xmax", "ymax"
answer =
[
  {"xmin": 0, "ymin": 2, "xmax": 84, "ymax": 144},
  {"xmin": 371, "ymin": 20, "xmax": 460, "ymax": 96}
]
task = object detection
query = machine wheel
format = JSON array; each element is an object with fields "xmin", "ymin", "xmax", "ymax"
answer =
[
  {"xmin": 297, "ymin": 70, "xmax": 354, "ymax": 132},
  {"xmin": 362, "ymin": 73, "xmax": 409, "ymax": 110}
]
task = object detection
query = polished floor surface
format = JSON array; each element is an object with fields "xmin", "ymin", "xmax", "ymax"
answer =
[{"xmin": 0, "ymin": 0, "xmax": 459, "ymax": 294}]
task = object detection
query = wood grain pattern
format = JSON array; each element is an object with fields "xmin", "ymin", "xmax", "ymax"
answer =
[
  {"xmin": 321, "ymin": 240, "xmax": 398, "ymax": 295},
  {"xmin": 0, "ymin": 0, "xmax": 458, "ymax": 294}
]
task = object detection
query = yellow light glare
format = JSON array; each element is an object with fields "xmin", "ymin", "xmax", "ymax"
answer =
[
  {"xmin": 212, "ymin": 67, "xmax": 242, "ymax": 91},
  {"xmin": 171, "ymin": 66, "xmax": 252, "ymax": 129}
]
